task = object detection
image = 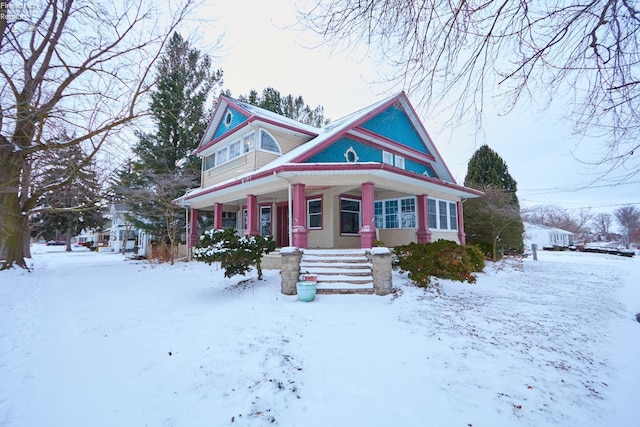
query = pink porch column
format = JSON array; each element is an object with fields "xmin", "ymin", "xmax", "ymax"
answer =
[
  {"xmin": 213, "ymin": 202, "xmax": 223, "ymax": 230},
  {"xmin": 416, "ymin": 194, "xmax": 432, "ymax": 244},
  {"xmin": 359, "ymin": 182, "xmax": 376, "ymax": 249},
  {"xmin": 245, "ymin": 195, "xmax": 259, "ymax": 236},
  {"xmin": 457, "ymin": 201, "xmax": 466, "ymax": 245},
  {"xmin": 189, "ymin": 208, "xmax": 200, "ymax": 248},
  {"xmin": 291, "ymin": 183, "xmax": 308, "ymax": 248}
]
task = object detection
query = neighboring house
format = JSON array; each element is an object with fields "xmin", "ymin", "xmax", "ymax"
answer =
[
  {"xmin": 107, "ymin": 204, "xmax": 150, "ymax": 255},
  {"xmin": 524, "ymin": 222, "xmax": 575, "ymax": 249},
  {"xmin": 176, "ymin": 92, "xmax": 483, "ymax": 250}
]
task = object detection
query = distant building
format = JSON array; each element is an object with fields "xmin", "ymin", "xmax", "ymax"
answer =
[{"xmin": 524, "ymin": 222, "xmax": 574, "ymax": 249}]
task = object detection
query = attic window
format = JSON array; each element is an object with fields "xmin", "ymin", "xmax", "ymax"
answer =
[
  {"xmin": 259, "ymin": 129, "xmax": 281, "ymax": 153},
  {"xmin": 344, "ymin": 146, "xmax": 358, "ymax": 163},
  {"xmin": 224, "ymin": 110, "xmax": 233, "ymax": 128}
]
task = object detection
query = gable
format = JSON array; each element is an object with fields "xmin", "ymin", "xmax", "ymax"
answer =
[
  {"xmin": 360, "ymin": 105, "xmax": 431, "ymax": 156},
  {"xmin": 212, "ymin": 106, "xmax": 249, "ymax": 140},
  {"xmin": 305, "ymin": 137, "xmax": 436, "ymax": 177}
]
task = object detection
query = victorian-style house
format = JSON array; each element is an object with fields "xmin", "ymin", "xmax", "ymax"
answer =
[{"xmin": 176, "ymin": 92, "xmax": 482, "ymax": 252}]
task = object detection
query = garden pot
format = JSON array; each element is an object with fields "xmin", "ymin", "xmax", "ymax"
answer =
[
  {"xmin": 303, "ymin": 274, "xmax": 318, "ymax": 282},
  {"xmin": 296, "ymin": 281, "xmax": 317, "ymax": 302}
]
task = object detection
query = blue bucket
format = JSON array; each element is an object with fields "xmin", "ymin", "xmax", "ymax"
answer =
[{"xmin": 296, "ymin": 281, "xmax": 317, "ymax": 302}]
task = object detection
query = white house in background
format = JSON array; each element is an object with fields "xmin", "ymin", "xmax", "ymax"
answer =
[
  {"xmin": 107, "ymin": 204, "xmax": 150, "ymax": 256},
  {"xmin": 524, "ymin": 222, "xmax": 575, "ymax": 249}
]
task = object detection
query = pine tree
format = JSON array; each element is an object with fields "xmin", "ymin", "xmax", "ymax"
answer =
[
  {"xmin": 114, "ymin": 32, "xmax": 222, "ymax": 263},
  {"xmin": 463, "ymin": 145, "xmax": 524, "ymax": 259},
  {"xmin": 31, "ymin": 142, "xmax": 105, "ymax": 252},
  {"xmin": 238, "ymin": 87, "xmax": 329, "ymax": 127}
]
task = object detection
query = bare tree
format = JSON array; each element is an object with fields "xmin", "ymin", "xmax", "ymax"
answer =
[
  {"xmin": 299, "ymin": 1, "xmax": 640, "ymax": 178},
  {"xmin": 613, "ymin": 205, "xmax": 640, "ymax": 249},
  {"xmin": 592, "ymin": 212, "xmax": 613, "ymax": 240},
  {"xmin": 0, "ymin": 0, "xmax": 197, "ymax": 270}
]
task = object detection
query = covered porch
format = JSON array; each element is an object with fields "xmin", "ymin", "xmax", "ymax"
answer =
[{"xmin": 181, "ymin": 163, "xmax": 477, "ymax": 252}]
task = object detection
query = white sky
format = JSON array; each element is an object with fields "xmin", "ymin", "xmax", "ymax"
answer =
[{"xmin": 188, "ymin": 0, "xmax": 639, "ymax": 215}]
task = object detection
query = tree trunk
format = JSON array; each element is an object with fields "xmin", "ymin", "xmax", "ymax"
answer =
[{"xmin": 0, "ymin": 192, "xmax": 28, "ymax": 270}]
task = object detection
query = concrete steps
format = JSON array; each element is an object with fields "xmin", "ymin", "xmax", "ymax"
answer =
[{"xmin": 300, "ymin": 249, "xmax": 374, "ymax": 295}]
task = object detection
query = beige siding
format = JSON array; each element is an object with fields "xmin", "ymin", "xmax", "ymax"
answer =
[
  {"xmin": 307, "ymin": 190, "xmax": 334, "ymax": 248},
  {"xmin": 378, "ymin": 229, "xmax": 417, "ymax": 247},
  {"xmin": 255, "ymin": 150, "xmax": 280, "ymax": 169},
  {"xmin": 202, "ymin": 153, "xmax": 255, "ymax": 188},
  {"xmin": 429, "ymin": 231, "xmax": 461, "ymax": 244}
]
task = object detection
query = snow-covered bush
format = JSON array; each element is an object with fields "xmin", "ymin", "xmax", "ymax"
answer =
[{"xmin": 193, "ymin": 228, "xmax": 276, "ymax": 280}]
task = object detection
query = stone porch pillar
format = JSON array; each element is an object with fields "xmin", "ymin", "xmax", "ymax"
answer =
[
  {"xmin": 360, "ymin": 182, "xmax": 376, "ymax": 249},
  {"xmin": 416, "ymin": 194, "xmax": 432, "ymax": 244},
  {"xmin": 245, "ymin": 195, "xmax": 259, "ymax": 236},
  {"xmin": 457, "ymin": 201, "xmax": 466, "ymax": 245},
  {"xmin": 213, "ymin": 202, "xmax": 223, "ymax": 230},
  {"xmin": 291, "ymin": 183, "xmax": 308, "ymax": 248},
  {"xmin": 280, "ymin": 249, "xmax": 302, "ymax": 295}
]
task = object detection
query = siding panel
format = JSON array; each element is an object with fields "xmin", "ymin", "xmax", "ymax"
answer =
[{"xmin": 361, "ymin": 106, "xmax": 431, "ymax": 155}]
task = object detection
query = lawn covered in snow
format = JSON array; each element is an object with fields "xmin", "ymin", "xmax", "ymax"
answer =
[{"xmin": 1, "ymin": 245, "xmax": 639, "ymax": 427}]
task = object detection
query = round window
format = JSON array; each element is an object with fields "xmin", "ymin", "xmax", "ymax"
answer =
[{"xmin": 344, "ymin": 146, "xmax": 359, "ymax": 163}]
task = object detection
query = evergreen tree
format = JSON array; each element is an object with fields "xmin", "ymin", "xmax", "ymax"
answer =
[
  {"xmin": 31, "ymin": 142, "xmax": 105, "ymax": 252},
  {"xmin": 238, "ymin": 87, "xmax": 329, "ymax": 127},
  {"xmin": 114, "ymin": 32, "xmax": 222, "ymax": 263},
  {"xmin": 463, "ymin": 145, "xmax": 524, "ymax": 259}
]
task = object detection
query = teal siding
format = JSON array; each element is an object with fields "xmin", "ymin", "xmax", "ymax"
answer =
[
  {"xmin": 213, "ymin": 106, "xmax": 248, "ymax": 139},
  {"xmin": 405, "ymin": 158, "xmax": 436, "ymax": 177},
  {"xmin": 361, "ymin": 106, "xmax": 430, "ymax": 156},
  {"xmin": 307, "ymin": 138, "xmax": 383, "ymax": 163}
]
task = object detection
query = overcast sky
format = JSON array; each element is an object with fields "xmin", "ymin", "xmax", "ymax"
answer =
[{"xmin": 191, "ymin": 0, "xmax": 639, "ymax": 215}]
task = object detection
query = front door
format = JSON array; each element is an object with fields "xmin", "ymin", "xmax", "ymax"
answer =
[{"xmin": 276, "ymin": 204, "xmax": 289, "ymax": 247}]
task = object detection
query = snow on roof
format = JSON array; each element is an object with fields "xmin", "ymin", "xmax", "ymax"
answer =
[
  {"xmin": 524, "ymin": 222, "xmax": 574, "ymax": 235},
  {"xmin": 228, "ymin": 98, "xmax": 320, "ymax": 135}
]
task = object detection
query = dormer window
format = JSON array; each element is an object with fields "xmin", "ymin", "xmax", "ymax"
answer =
[{"xmin": 259, "ymin": 129, "xmax": 281, "ymax": 153}]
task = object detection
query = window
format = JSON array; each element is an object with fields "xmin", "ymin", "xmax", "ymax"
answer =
[
  {"xmin": 216, "ymin": 147, "xmax": 228, "ymax": 166},
  {"xmin": 221, "ymin": 211, "xmax": 236, "ymax": 229},
  {"xmin": 401, "ymin": 198, "xmax": 416, "ymax": 228},
  {"xmin": 439, "ymin": 200, "xmax": 448, "ymax": 230},
  {"xmin": 395, "ymin": 155, "xmax": 405, "ymax": 169},
  {"xmin": 260, "ymin": 206, "xmax": 272, "ymax": 236},
  {"xmin": 374, "ymin": 197, "xmax": 416, "ymax": 229},
  {"xmin": 340, "ymin": 198, "xmax": 360, "ymax": 234},
  {"xmin": 243, "ymin": 133, "xmax": 255, "ymax": 153},
  {"xmin": 204, "ymin": 153, "xmax": 215, "ymax": 170},
  {"xmin": 307, "ymin": 198, "xmax": 322, "ymax": 229},
  {"xmin": 382, "ymin": 151, "xmax": 393, "ymax": 165},
  {"xmin": 427, "ymin": 197, "xmax": 458, "ymax": 230},
  {"xmin": 229, "ymin": 140, "xmax": 241, "ymax": 159},
  {"xmin": 428, "ymin": 199, "xmax": 437, "ymax": 229},
  {"xmin": 259, "ymin": 129, "xmax": 281, "ymax": 153},
  {"xmin": 384, "ymin": 200, "xmax": 399, "ymax": 229},
  {"xmin": 374, "ymin": 201, "xmax": 383, "ymax": 228},
  {"xmin": 449, "ymin": 202, "xmax": 458, "ymax": 230},
  {"xmin": 241, "ymin": 209, "xmax": 247, "ymax": 231},
  {"xmin": 224, "ymin": 110, "xmax": 233, "ymax": 128}
]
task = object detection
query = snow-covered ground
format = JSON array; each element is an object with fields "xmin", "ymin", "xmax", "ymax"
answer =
[{"xmin": 1, "ymin": 245, "xmax": 639, "ymax": 427}]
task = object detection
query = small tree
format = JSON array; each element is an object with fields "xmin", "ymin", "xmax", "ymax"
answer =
[
  {"xmin": 464, "ymin": 145, "xmax": 524, "ymax": 258},
  {"xmin": 194, "ymin": 229, "xmax": 276, "ymax": 280}
]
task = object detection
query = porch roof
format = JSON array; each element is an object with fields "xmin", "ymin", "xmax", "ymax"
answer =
[{"xmin": 177, "ymin": 162, "xmax": 483, "ymax": 208}]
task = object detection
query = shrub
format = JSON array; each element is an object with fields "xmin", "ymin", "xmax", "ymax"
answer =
[
  {"xmin": 193, "ymin": 228, "xmax": 276, "ymax": 280},
  {"xmin": 393, "ymin": 240, "xmax": 485, "ymax": 287}
]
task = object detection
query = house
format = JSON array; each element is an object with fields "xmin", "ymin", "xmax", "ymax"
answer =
[
  {"xmin": 107, "ymin": 204, "xmax": 150, "ymax": 255},
  {"xmin": 524, "ymin": 222, "xmax": 575, "ymax": 250},
  {"xmin": 176, "ymin": 92, "xmax": 483, "ymax": 252}
]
